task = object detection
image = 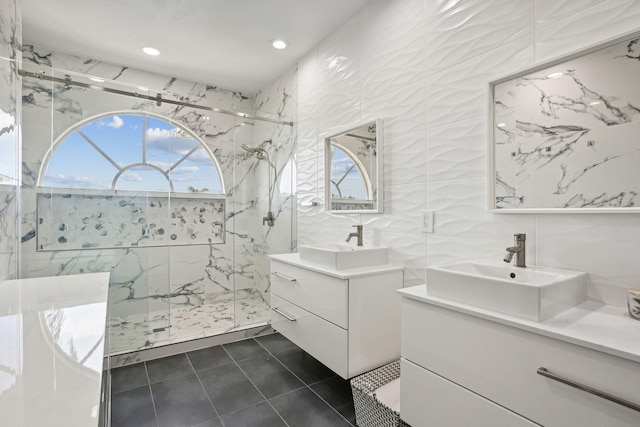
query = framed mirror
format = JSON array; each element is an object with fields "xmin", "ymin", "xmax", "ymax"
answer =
[
  {"xmin": 489, "ymin": 30, "xmax": 640, "ymax": 213},
  {"xmin": 325, "ymin": 119, "xmax": 383, "ymax": 213}
]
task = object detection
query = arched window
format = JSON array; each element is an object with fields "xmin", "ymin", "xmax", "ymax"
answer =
[
  {"xmin": 329, "ymin": 144, "xmax": 371, "ymax": 201},
  {"xmin": 39, "ymin": 111, "xmax": 224, "ymax": 194}
]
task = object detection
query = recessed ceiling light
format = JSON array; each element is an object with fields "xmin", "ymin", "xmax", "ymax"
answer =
[
  {"xmin": 142, "ymin": 47, "xmax": 160, "ymax": 56},
  {"xmin": 546, "ymin": 72, "xmax": 563, "ymax": 79},
  {"xmin": 271, "ymin": 39, "xmax": 288, "ymax": 50}
]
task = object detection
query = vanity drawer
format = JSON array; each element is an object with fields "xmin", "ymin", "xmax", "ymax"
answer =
[
  {"xmin": 402, "ymin": 298, "xmax": 640, "ymax": 427},
  {"xmin": 270, "ymin": 260, "xmax": 348, "ymax": 328},
  {"xmin": 271, "ymin": 294, "xmax": 348, "ymax": 378},
  {"xmin": 401, "ymin": 358, "xmax": 539, "ymax": 427}
]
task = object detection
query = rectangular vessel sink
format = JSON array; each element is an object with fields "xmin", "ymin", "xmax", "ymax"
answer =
[
  {"xmin": 426, "ymin": 261, "xmax": 587, "ymax": 321},
  {"xmin": 298, "ymin": 243, "xmax": 389, "ymax": 270}
]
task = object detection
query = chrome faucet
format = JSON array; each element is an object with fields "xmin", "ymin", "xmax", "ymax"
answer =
[
  {"xmin": 504, "ymin": 233, "xmax": 526, "ymax": 267},
  {"xmin": 345, "ymin": 225, "xmax": 363, "ymax": 246}
]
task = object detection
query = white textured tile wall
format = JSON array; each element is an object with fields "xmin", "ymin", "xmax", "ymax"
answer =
[
  {"xmin": 425, "ymin": 36, "xmax": 534, "ymax": 129},
  {"xmin": 296, "ymin": 0, "xmax": 640, "ymax": 303},
  {"xmin": 535, "ymin": 0, "xmax": 640, "ymax": 63},
  {"xmin": 425, "ymin": 0, "xmax": 534, "ymax": 75}
]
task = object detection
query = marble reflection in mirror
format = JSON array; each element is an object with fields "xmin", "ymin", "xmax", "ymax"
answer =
[
  {"xmin": 325, "ymin": 119, "xmax": 383, "ymax": 212},
  {"xmin": 491, "ymin": 32, "xmax": 640, "ymax": 211}
]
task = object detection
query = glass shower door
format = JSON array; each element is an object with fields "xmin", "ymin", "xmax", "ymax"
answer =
[{"xmin": 232, "ymin": 115, "xmax": 295, "ymax": 331}]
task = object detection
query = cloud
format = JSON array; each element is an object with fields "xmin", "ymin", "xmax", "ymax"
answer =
[
  {"xmin": 171, "ymin": 166, "xmax": 199, "ymax": 175},
  {"xmin": 43, "ymin": 173, "xmax": 109, "ymax": 188},
  {"xmin": 147, "ymin": 127, "xmax": 173, "ymax": 141},
  {"xmin": 123, "ymin": 172, "xmax": 142, "ymax": 182},
  {"xmin": 104, "ymin": 115, "xmax": 123, "ymax": 129},
  {"xmin": 146, "ymin": 127, "xmax": 199, "ymax": 155},
  {"xmin": 331, "ymin": 157, "xmax": 358, "ymax": 177}
]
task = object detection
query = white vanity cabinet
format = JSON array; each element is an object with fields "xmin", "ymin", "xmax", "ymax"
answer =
[
  {"xmin": 399, "ymin": 286, "xmax": 640, "ymax": 427},
  {"xmin": 270, "ymin": 253, "xmax": 403, "ymax": 379}
]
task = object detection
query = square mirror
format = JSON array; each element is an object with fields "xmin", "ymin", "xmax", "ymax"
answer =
[
  {"xmin": 325, "ymin": 119, "xmax": 383, "ymax": 213},
  {"xmin": 489, "ymin": 31, "xmax": 640, "ymax": 213}
]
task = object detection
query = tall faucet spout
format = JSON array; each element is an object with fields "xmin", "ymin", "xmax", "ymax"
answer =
[
  {"xmin": 503, "ymin": 234, "xmax": 526, "ymax": 267},
  {"xmin": 346, "ymin": 225, "xmax": 363, "ymax": 246}
]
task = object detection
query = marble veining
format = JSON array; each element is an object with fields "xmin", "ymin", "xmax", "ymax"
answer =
[
  {"xmin": 494, "ymin": 36, "xmax": 640, "ymax": 209},
  {"xmin": 109, "ymin": 289, "xmax": 270, "ymax": 354},
  {"xmin": 0, "ymin": 0, "xmax": 20, "ymax": 282},
  {"xmin": 37, "ymin": 192, "xmax": 225, "ymax": 250},
  {"xmin": 18, "ymin": 45, "xmax": 295, "ymax": 354}
]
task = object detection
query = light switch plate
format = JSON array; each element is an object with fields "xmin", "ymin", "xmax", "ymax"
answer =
[{"xmin": 420, "ymin": 210, "xmax": 434, "ymax": 233}]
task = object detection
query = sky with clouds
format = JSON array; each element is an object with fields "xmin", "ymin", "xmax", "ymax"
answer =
[
  {"xmin": 43, "ymin": 114, "xmax": 223, "ymax": 193},
  {"xmin": 330, "ymin": 147, "xmax": 367, "ymax": 199}
]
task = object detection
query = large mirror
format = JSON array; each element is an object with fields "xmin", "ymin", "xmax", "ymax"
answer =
[
  {"xmin": 489, "ymin": 31, "xmax": 640, "ymax": 213},
  {"xmin": 325, "ymin": 119, "xmax": 383, "ymax": 212}
]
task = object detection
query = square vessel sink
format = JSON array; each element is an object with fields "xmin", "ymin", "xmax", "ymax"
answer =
[
  {"xmin": 298, "ymin": 243, "xmax": 389, "ymax": 270},
  {"xmin": 426, "ymin": 261, "xmax": 587, "ymax": 321}
]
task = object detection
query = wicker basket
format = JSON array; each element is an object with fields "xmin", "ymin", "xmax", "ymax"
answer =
[{"xmin": 350, "ymin": 360, "xmax": 411, "ymax": 427}]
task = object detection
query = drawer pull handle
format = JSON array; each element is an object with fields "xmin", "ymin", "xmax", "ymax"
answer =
[
  {"xmin": 272, "ymin": 307, "xmax": 297, "ymax": 321},
  {"xmin": 537, "ymin": 367, "xmax": 640, "ymax": 413},
  {"xmin": 272, "ymin": 271, "xmax": 297, "ymax": 282}
]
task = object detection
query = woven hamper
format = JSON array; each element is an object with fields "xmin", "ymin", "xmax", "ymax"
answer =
[{"xmin": 350, "ymin": 360, "xmax": 411, "ymax": 427}]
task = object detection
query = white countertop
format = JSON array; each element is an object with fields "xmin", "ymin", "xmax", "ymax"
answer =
[
  {"xmin": 399, "ymin": 285, "xmax": 640, "ymax": 364},
  {"xmin": 0, "ymin": 272, "xmax": 111, "ymax": 427},
  {"xmin": 270, "ymin": 253, "xmax": 403, "ymax": 279}
]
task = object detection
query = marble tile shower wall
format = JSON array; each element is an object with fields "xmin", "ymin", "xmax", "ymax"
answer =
[
  {"xmin": 19, "ymin": 46, "xmax": 295, "ymax": 352},
  {"xmin": 296, "ymin": 0, "xmax": 640, "ymax": 303},
  {"xmin": 0, "ymin": 0, "xmax": 20, "ymax": 282}
]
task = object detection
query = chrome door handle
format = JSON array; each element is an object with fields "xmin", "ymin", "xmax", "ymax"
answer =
[
  {"xmin": 272, "ymin": 271, "xmax": 297, "ymax": 282},
  {"xmin": 272, "ymin": 307, "xmax": 296, "ymax": 321},
  {"xmin": 537, "ymin": 367, "xmax": 640, "ymax": 412}
]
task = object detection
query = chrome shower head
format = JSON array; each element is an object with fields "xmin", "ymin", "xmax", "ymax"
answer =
[
  {"xmin": 241, "ymin": 143, "xmax": 275, "ymax": 169},
  {"xmin": 241, "ymin": 144, "xmax": 259, "ymax": 153}
]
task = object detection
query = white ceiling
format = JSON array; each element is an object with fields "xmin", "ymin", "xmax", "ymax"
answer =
[{"xmin": 21, "ymin": 0, "xmax": 374, "ymax": 95}]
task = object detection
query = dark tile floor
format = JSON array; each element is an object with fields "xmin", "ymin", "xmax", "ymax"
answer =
[{"xmin": 110, "ymin": 333, "xmax": 357, "ymax": 427}]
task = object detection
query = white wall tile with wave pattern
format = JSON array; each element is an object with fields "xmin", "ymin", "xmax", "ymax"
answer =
[
  {"xmin": 426, "ymin": 36, "xmax": 534, "ymax": 129},
  {"xmin": 426, "ymin": 115, "xmax": 485, "ymax": 182},
  {"xmin": 426, "ymin": 0, "xmax": 534, "ymax": 75},
  {"xmin": 296, "ymin": 0, "xmax": 640, "ymax": 298},
  {"xmin": 534, "ymin": 0, "xmax": 640, "ymax": 63},
  {"xmin": 536, "ymin": 214, "xmax": 640, "ymax": 307}
]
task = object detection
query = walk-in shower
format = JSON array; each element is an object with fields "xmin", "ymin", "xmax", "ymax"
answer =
[
  {"xmin": 242, "ymin": 140, "xmax": 278, "ymax": 227},
  {"xmin": 19, "ymin": 60, "xmax": 295, "ymax": 356}
]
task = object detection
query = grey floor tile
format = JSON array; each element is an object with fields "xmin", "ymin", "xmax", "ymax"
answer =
[
  {"xmin": 237, "ymin": 354, "xmax": 305, "ymax": 399},
  {"xmin": 255, "ymin": 333, "xmax": 297, "ymax": 354},
  {"xmin": 111, "ymin": 362, "xmax": 149, "ymax": 393},
  {"xmin": 223, "ymin": 338, "xmax": 269, "ymax": 361},
  {"xmin": 151, "ymin": 373, "xmax": 217, "ymax": 427},
  {"xmin": 190, "ymin": 418, "xmax": 223, "ymax": 427},
  {"xmin": 270, "ymin": 387, "xmax": 353, "ymax": 427},
  {"xmin": 221, "ymin": 401, "xmax": 287, "ymax": 427},
  {"xmin": 187, "ymin": 345, "xmax": 234, "ymax": 372},
  {"xmin": 198, "ymin": 363, "xmax": 265, "ymax": 415},
  {"xmin": 110, "ymin": 385, "xmax": 158, "ymax": 427},
  {"xmin": 273, "ymin": 347, "xmax": 335, "ymax": 385},
  {"xmin": 146, "ymin": 353, "xmax": 194, "ymax": 383},
  {"xmin": 310, "ymin": 375, "xmax": 356, "ymax": 425}
]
